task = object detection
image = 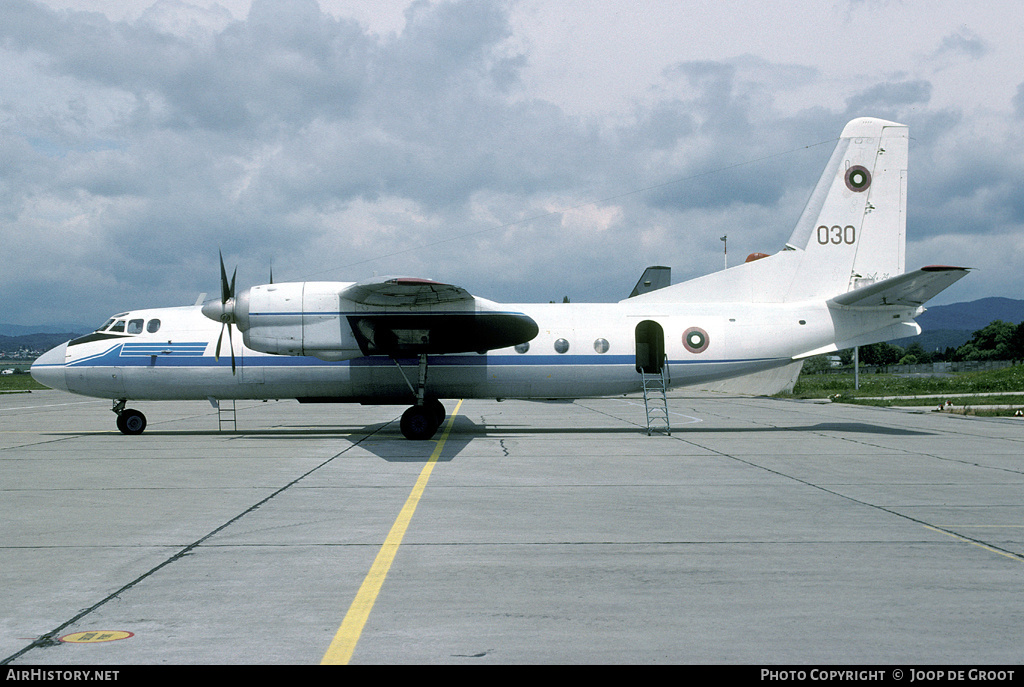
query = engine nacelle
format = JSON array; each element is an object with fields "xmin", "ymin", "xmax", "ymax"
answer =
[
  {"xmin": 207, "ymin": 278, "xmax": 538, "ymax": 361},
  {"xmin": 240, "ymin": 282, "xmax": 363, "ymax": 361}
]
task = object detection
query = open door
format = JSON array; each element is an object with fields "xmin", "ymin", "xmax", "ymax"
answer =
[{"xmin": 635, "ymin": 320, "xmax": 665, "ymax": 374}]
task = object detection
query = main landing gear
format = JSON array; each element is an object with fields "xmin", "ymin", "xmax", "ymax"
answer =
[
  {"xmin": 394, "ymin": 354, "xmax": 447, "ymax": 440},
  {"xmin": 400, "ymin": 398, "xmax": 446, "ymax": 441},
  {"xmin": 113, "ymin": 399, "xmax": 147, "ymax": 435}
]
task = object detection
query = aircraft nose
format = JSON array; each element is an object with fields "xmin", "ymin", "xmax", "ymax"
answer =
[{"xmin": 31, "ymin": 342, "xmax": 68, "ymax": 391}]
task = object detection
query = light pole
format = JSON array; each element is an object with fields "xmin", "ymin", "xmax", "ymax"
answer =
[
  {"xmin": 854, "ymin": 345, "xmax": 860, "ymax": 390},
  {"xmin": 720, "ymin": 235, "xmax": 727, "ymax": 269}
]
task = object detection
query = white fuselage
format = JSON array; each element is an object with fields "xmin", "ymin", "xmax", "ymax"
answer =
[{"xmin": 31, "ymin": 295, "xmax": 885, "ymax": 404}]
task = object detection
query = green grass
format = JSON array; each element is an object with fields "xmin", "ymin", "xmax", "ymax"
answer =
[
  {"xmin": 784, "ymin": 364, "xmax": 1024, "ymax": 411},
  {"xmin": 0, "ymin": 365, "xmax": 47, "ymax": 392}
]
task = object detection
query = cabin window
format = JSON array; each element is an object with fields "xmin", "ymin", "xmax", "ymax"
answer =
[
  {"xmin": 594, "ymin": 338, "xmax": 609, "ymax": 354},
  {"xmin": 109, "ymin": 320, "xmax": 126, "ymax": 333},
  {"xmin": 554, "ymin": 338, "xmax": 569, "ymax": 354},
  {"xmin": 147, "ymin": 319, "xmax": 161, "ymax": 333},
  {"xmin": 515, "ymin": 342, "xmax": 529, "ymax": 354},
  {"xmin": 127, "ymin": 319, "xmax": 144, "ymax": 334}
]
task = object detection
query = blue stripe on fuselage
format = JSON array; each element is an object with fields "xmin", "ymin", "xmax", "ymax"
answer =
[{"xmin": 63, "ymin": 340, "xmax": 785, "ymax": 370}]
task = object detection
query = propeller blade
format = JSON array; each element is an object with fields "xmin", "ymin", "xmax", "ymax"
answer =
[
  {"xmin": 227, "ymin": 321, "xmax": 236, "ymax": 374},
  {"xmin": 214, "ymin": 251, "xmax": 239, "ymax": 375},
  {"xmin": 219, "ymin": 251, "xmax": 232, "ymax": 303},
  {"xmin": 215, "ymin": 324, "xmax": 225, "ymax": 360}
]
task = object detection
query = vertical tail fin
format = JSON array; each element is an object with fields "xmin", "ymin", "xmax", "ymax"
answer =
[
  {"xmin": 783, "ymin": 117, "xmax": 908, "ymax": 300},
  {"xmin": 628, "ymin": 117, "xmax": 910, "ymax": 305}
]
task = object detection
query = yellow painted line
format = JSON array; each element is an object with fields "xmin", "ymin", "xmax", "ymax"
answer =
[
  {"xmin": 320, "ymin": 400, "xmax": 463, "ymax": 665},
  {"xmin": 924, "ymin": 525, "xmax": 1024, "ymax": 563}
]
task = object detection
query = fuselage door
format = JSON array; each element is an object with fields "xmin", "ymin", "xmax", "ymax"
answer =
[{"xmin": 635, "ymin": 320, "xmax": 665, "ymax": 374}]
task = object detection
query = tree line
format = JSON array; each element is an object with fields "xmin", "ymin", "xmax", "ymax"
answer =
[{"xmin": 807, "ymin": 320, "xmax": 1024, "ymax": 371}]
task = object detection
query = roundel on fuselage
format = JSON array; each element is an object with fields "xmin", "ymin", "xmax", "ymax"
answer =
[{"xmin": 682, "ymin": 327, "xmax": 709, "ymax": 354}]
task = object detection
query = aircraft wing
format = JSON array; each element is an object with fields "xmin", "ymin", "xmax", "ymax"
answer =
[
  {"xmin": 340, "ymin": 276, "xmax": 475, "ymax": 307},
  {"xmin": 338, "ymin": 276, "xmax": 538, "ymax": 356},
  {"xmin": 828, "ymin": 266, "xmax": 971, "ymax": 308}
]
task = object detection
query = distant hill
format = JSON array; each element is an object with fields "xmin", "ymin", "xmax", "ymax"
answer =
[
  {"xmin": 0, "ymin": 332, "xmax": 82, "ymax": 353},
  {"xmin": 892, "ymin": 297, "xmax": 1024, "ymax": 351},
  {"xmin": 916, "ymin": 297, "xmax": 1024, "ymax": 330},
  {"xmin": 0, "ymin": 323, "xmax": 88, "ymax": 337}
]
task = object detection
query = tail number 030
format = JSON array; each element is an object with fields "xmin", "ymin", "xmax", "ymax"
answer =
[{"xmin": 817, "ymin": 225, "xmax": 856, "ymax": 245}]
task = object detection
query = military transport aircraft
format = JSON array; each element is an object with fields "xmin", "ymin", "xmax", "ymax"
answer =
[{"xmin": 31, "ymin": 117, "xmax": 969, "ymax": 439}]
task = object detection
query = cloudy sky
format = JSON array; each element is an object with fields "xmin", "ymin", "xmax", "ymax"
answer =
[{"xmin": 3, "ymin": 0, "xmax": 1023, "ymax": 328}]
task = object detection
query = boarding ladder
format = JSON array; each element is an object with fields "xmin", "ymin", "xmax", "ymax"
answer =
[
  {"xmin": 640, "ymin": 367, "xmax": 670, "ymax": 436},
  {"xmin": 209, "ymin": 397, "xmax": 237, "ymax": 432}
]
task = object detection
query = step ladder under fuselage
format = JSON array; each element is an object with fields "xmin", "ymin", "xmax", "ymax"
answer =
[
  {"xmin": 640, "ymin": 367, "xmax": 670, "ymax": 436},
  {"xmin": 208, "ymin": 397, "xmax": 237, "ymax": 431}
]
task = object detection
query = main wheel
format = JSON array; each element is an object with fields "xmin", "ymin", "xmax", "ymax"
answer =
[
  {"xmin": 425, "ymin": 398, "xmax": 446, "ymax": 425},
  {"xmin": 116, "ymin": 409, "xmax": 147, "ymax": 435},
  {"xmin": 400, "ymin": 405, "xmax": 439, "ymax": 440}
]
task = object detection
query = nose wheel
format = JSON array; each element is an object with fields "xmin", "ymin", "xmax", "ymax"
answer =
[{"xmin": 113, "ymin": 400, "xmax": 147, "ymax": 435}]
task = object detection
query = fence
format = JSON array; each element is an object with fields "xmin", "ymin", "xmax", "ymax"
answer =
[{"xmin": 828, "ymin": 360, "xmax": 1018, "ymax": 375}]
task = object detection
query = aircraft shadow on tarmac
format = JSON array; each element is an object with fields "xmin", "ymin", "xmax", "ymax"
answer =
[
  {"xmin": 43, "ymin": 416, "xmax": 935, "ymax": 464},
  {"xmin": 371, "ymin": 418, "xmax": 939, "ymax": 462},
  {"xmin": 664, "ymin": 422, "xmax": 937, "ymax": 436},
  {"xmin": 368, "ymin": 416, "xmax": 940, "ymax": 463}
]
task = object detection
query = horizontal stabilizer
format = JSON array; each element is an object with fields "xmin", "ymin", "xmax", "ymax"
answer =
[
  {"xmin": 828, "ymin": 266, "xmax": 971, "ymax": 308},
  {"xmin": 341, "ymin": 276, "xmax": 474, "ymax": 307}
]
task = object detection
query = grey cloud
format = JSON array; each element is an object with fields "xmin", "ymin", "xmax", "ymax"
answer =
[
  {"xmin": 663, "ymin": 60, "xmax": 754, "ymax": 137},
  {"xmin": 1, "ymin": 0, "xmax": 370, "ymax": 133},
  {"xmin": 844, "ymin": 80, "xmax": 932, "ymax": 117},
  {"xmin": 2, "ymin": 0, "xmax": 1019, "ymax": 323},
  {"xmin": 935, "ymin": 28, "xmax": 988, "ymax": 61}
]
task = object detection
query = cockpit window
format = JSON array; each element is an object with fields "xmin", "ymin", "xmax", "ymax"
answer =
[{"xmin": 91, "ymin": 316, "xmax": 155, "ymax": 336}]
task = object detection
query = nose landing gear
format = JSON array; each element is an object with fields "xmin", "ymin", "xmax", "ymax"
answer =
[{"xmin": 113, "ymin": 399, "xmax": 147, "ymax": 435}]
